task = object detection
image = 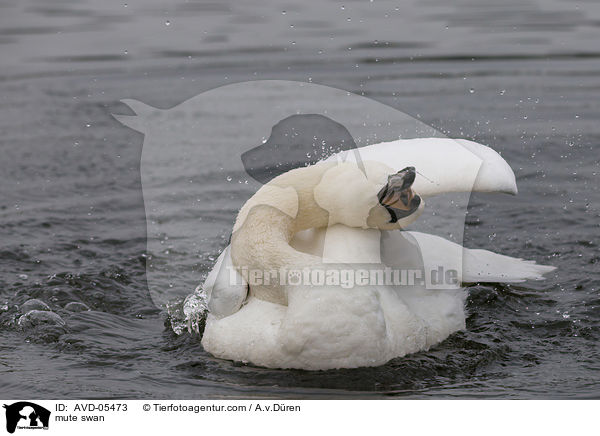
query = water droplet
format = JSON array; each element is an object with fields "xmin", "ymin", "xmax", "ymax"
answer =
[
  {"xmin": 226, "ymin": 176, "xmax": 232, "ymax": 182},
  {"xmin": 469, "ymin": 88, "xmax": 474, "ymax": 94},
  {"xmin": 499, "ymin": 89, "xmax": 506, "ymax": 95},
  {"xmin": 165, "ymin": 20, "xmax": 171, "ymax": 26},
  {"xmin": 281, "ymin": 10, "xmax": 286, "ymax": 15},
  {"xmin": 123, "ymin": 2, "xmax": 127, "ymax": 7}
]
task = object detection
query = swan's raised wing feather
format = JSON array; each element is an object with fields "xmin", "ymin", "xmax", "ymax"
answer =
[
  {"xmin": 453, "ymin": 139, "xmax": 517, "ymax": 195},
  {"xmin": 326, "ymin": 138, "xmax": 517, "ymax": 197}
]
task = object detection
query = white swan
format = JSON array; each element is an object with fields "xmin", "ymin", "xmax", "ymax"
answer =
[{"xmin": 198, "ymin": 138, "xmax": 554, "ymax": 370}]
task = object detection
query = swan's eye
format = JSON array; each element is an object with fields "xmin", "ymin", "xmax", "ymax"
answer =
[{"xmin": 377, "ymin": 166, "xmax": 421, "ymax": 223}]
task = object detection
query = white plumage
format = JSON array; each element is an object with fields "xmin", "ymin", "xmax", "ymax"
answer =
[{"xmin": 199, "ymin": 138, "xmax": 554, "ymax": 370}]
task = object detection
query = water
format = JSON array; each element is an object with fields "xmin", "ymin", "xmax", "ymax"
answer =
[{"xmin": 1, "ymin": 0, "xmax": 599, "ymax": 399}]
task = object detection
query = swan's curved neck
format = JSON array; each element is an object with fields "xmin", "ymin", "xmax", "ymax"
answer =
[
  {"xmin": 229, "ymin": 160, "xmax": 409, "ymax": 304},
  {"xmin": 230, "ymin": 162, "xmax": 338, "ymax": 304}
]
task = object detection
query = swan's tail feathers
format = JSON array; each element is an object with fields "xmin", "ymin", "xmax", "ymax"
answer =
[{"xmin": 462, "ymin": 248, "xmax": 556, "ymax": 283}]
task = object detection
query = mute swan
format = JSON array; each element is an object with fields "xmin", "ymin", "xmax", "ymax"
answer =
[{"xmin": 197, "ymin": 138, "xmax": 555, "ymax": 370}]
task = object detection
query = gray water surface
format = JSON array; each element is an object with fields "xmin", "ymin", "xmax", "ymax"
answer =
[{"xmin": 1, "ymin": 0, "xmax": 599, "ymax": 399}]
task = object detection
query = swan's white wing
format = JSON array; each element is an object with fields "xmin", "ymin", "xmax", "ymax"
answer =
[
  {"xmin": 326, "ymin": 138, "xmax": 517, "ymax": 197},
  {"xmin": 399, "ymin": 231, "xmax": 555, "ymax": 283},
  {"xmin": 291, "ymin": 228, "xmax": 555, "ymax": 284},
  {"xmin": 453, "ymin": 139, "xmax": 517, "ymax": 195}
]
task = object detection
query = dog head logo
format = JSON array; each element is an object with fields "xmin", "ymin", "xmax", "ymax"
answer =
[{"xmin": 3, "ymin": 402, "xmax": 50, "ymax": 434}]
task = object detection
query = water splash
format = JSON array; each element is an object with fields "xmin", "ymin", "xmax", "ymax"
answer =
[{"xmin": 167, "ymin": 285, "xmax": 208, "ymax": 335}]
